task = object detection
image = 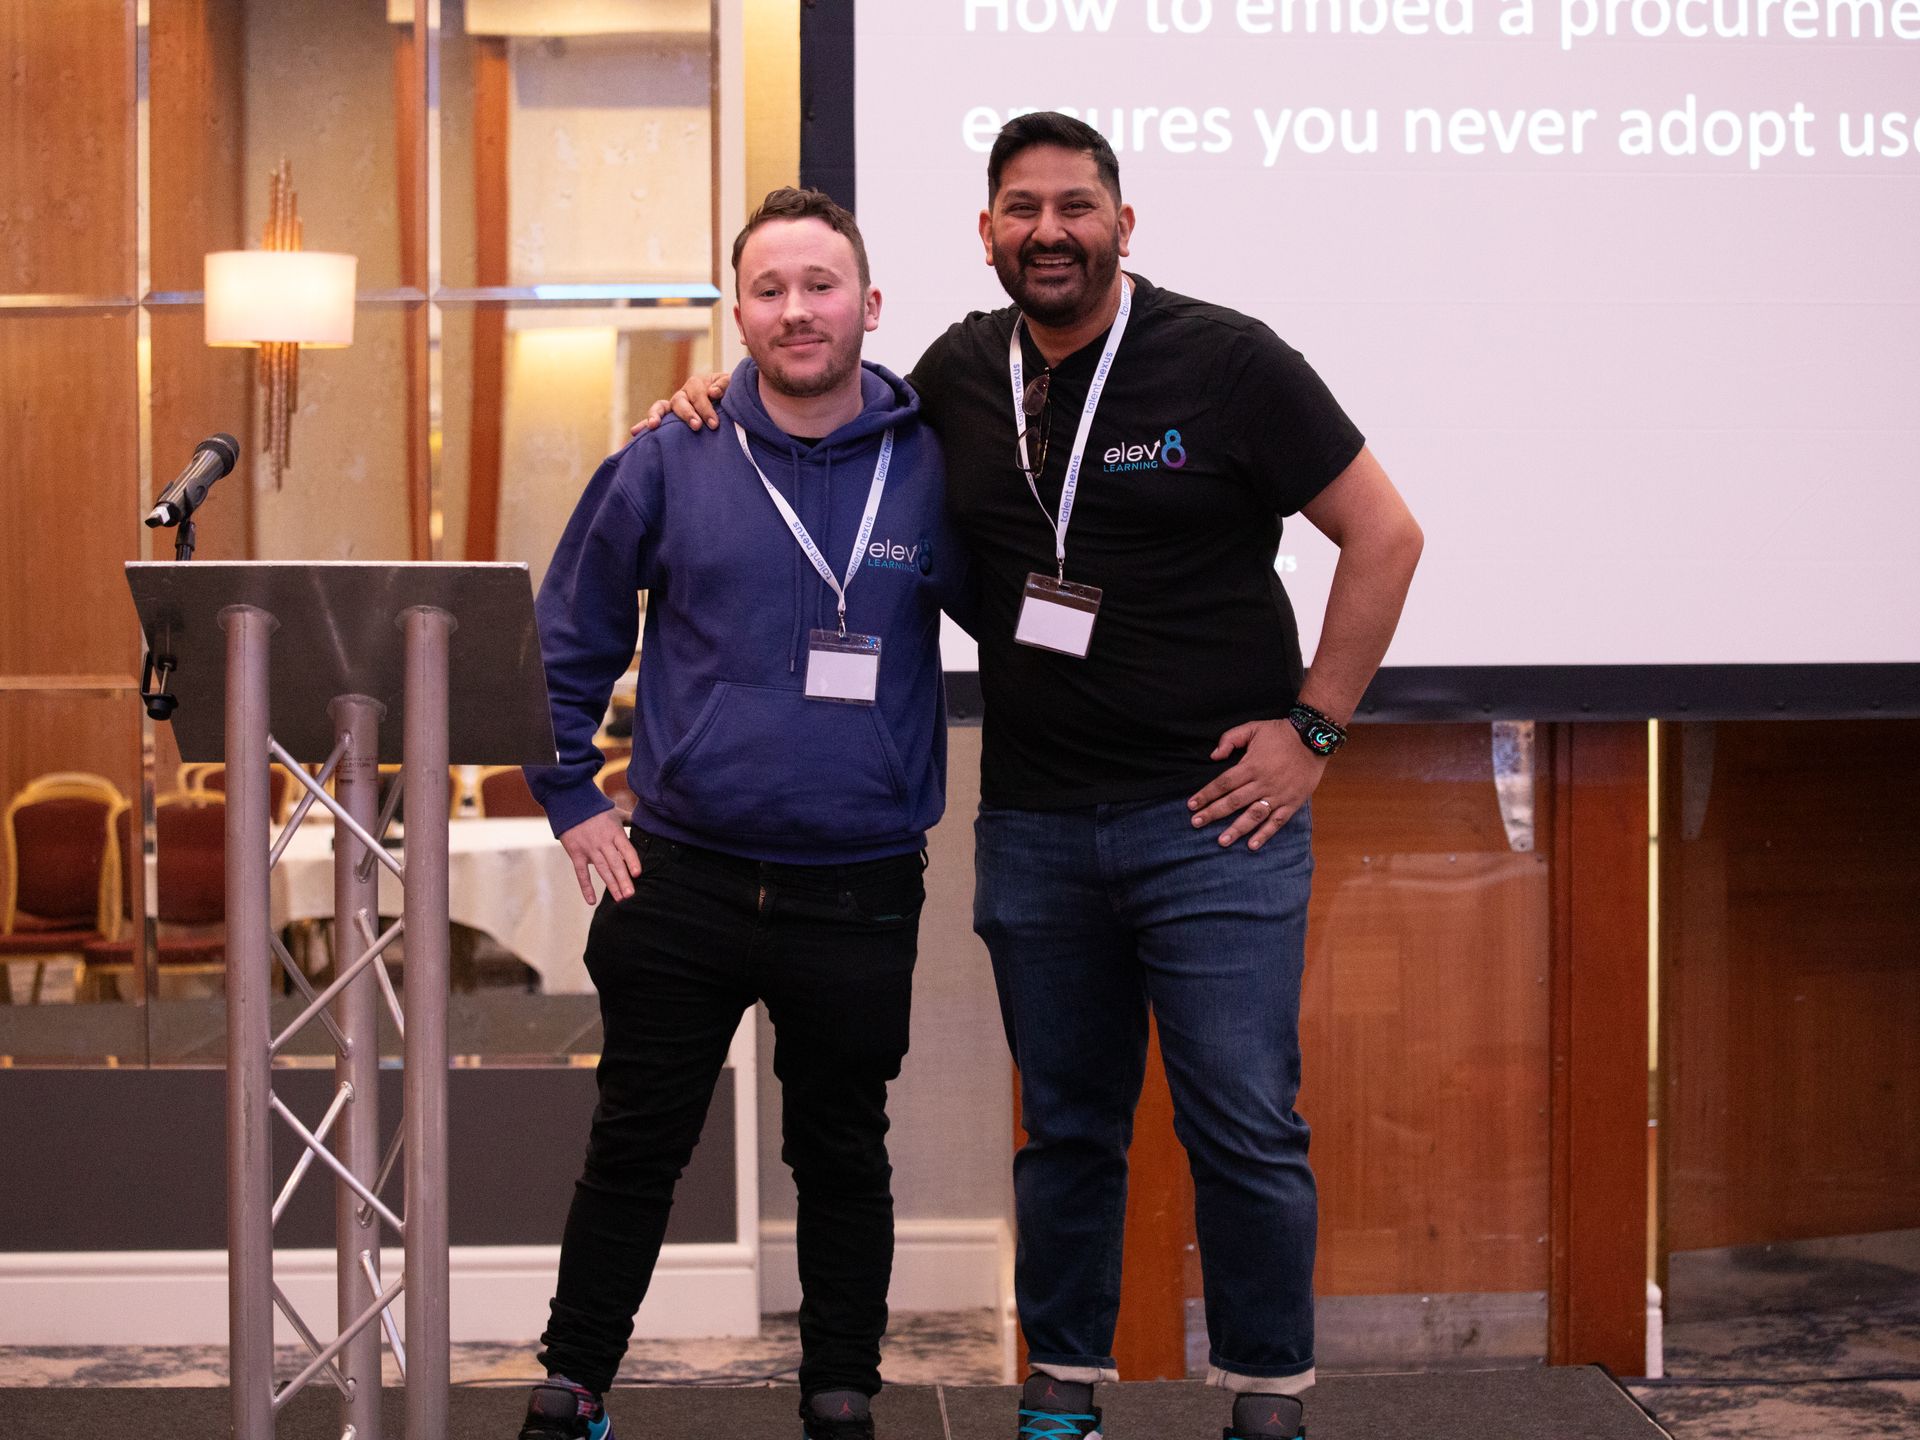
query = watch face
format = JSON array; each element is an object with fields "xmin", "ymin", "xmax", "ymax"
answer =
[{"xmin": 1290, "ymin": 706, "xmax": 1346, "ymax": 756}]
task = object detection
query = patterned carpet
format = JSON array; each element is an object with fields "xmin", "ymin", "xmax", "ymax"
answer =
[
  {"xmin": 1627, "ymin": 1230, "xmax": 1920, "ymax": 1440},
  {"xmin": 0, "ymin": 1309, "xmax": 1006, "ymax": 1391}
]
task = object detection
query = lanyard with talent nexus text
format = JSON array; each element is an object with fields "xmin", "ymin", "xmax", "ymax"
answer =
[
  {"xmin": 1007, "ymin": 277, "xmax": 1130, "ymax": 658},
  {"xmin": 1008, "ymin": 274, "xmax": 1132, "ymax": 583},
  {"xmin": 733, "ymin": 420, "xmax": 894, "ymax": 637}
]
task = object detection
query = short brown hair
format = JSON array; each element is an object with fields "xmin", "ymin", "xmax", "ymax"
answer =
[{"xmin": 730, "ymin": 187, "xmax": 871, "ymax": 296}]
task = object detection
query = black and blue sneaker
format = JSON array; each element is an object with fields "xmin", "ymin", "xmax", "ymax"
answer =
[
  {"xmin": 801, "ymin": 1388, "xmax": 875, "ymax": 1439},
  {"xmin": 1016, "ymin": 1374, "xmax": 1103, "ymax": 1439},
  {"xmin": 517, "ymin": 1378, "xmax": 612, "ymax": 1440},
  {"xmin": 1225, "ymin": 1392, "xmax": 1305, "ymax": 1440}
]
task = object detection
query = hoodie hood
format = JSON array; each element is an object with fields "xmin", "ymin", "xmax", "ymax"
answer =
[{"xmin": 719, "ymin": 357, "xmax": 920, "ymax": 452}]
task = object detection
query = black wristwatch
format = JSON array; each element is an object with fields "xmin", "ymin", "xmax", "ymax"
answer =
[{"xmin": 1288, "ymin": 702, "xmax": 1349, "ymax": 758}]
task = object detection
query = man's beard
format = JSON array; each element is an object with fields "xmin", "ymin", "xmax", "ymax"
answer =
[
  {"xmin": 993, "ymin": 232, "xmax": 1122, "ymax": 328},
  {"xmin": 759, "ymin": 329, "xmax": 863, "ymax": 400}
]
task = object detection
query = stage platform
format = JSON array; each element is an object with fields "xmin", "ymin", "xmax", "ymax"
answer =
[{"xmin": 0, "ymin": 1369, "xmax": 1666, "ymax": 1439}]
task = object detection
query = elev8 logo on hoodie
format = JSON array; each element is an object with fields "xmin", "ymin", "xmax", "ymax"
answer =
[{"xmin": 866, "ymin": 534, "xmax": 934, "ymax": 575}]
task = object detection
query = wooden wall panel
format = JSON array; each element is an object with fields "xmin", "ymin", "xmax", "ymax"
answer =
[
  {"xmin": 1303, "ymin": 724, "xmax": 1552, "ymax": 1297},
  {"xmin": 0, "ymin": 313, "xmax": 140, "ymax": 679},
  {"xmin": 464, "ymin": 37, "xmax": 509, "ymax": 563},
  {"xmin": 0, "ymin": 0, "xmax": 132, "ymax": 295},
  {"xmin": 148, "ymin": 310, "xmax": 254, "ymax": 562},
  {"xmin": 148, "ymin": 0, "xmax": 246, "ymax": 294},
  {"xmin": 1548, "ymin": 722, "xmax": 1649, "ymax": 1374},
  {"xmin": 1662, "ymin": 719, "xmax": 1920, "ymax": 1253},
  {"xmin": 148, "ymin": 0, "xmax": 253, "ymax": 561},
  {"xmin": 395, "ymin": 19, "xmax": 430, "ymax": 559},
  {"xmin": 0, "ymin": 692, "xmax": 142, "ymax": 836},
  {"xmin": 0, "ymin": 3, "xmax": 144, "ymax": 1015}
]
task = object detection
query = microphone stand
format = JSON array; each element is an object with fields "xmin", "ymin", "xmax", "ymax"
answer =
[
  {"xmin": 143, "ymin": 501, "xmax": 198, "ymax": 718},
  {"xmin": 143, "ymin": 432, "xmax": 238, "ymax": 718}
]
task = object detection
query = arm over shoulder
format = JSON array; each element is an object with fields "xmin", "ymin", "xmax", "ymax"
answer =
[{"xmin": 906, "ymin": 323, "xmax": 971, "ymax": 433}]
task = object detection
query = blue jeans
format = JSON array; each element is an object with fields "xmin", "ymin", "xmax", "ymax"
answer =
[{"xmin": 973, "ymin": 793, "xmax": 1317, "ymax": 1384}]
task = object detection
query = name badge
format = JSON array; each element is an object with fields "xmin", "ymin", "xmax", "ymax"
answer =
[
  {"xmin": 806, "ymin": 629, "xmax": 881, "ymax": 705},
  {"xmin": 1015, "ymin": 574, "xmax": 1103, "ymax": 658}
]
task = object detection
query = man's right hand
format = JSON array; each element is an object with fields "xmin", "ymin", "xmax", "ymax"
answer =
[
  {"xmin": 557, "ymin": 809, "xmax": 642, "ymax": 904},
  {"xmin": 632, "ymin": 371, "xmax": 730, "ymax": 436}
]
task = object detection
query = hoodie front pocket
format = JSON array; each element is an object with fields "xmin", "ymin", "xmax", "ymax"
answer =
[{"xmin": 652, "ymin": 681, "xmax": 911, "ymax": 842}]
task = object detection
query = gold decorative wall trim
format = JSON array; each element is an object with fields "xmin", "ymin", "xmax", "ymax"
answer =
[
  {"xmin": 0, "ymin": 295, "xmax": 136, "ymax": 309},
  {"xmin": 0, "ymin": 678, "xmax": 141, "ymax": 695}
]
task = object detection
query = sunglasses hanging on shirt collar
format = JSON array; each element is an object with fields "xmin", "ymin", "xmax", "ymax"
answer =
[{"xmin": 1016, "ymin": 367, "xmax": 1052, "ymax": 482}]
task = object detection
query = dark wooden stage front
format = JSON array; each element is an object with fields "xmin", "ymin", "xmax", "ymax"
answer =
[{"xmin": 0, "ymin": 1369, "xmax": 1667, "ymax": 1439}]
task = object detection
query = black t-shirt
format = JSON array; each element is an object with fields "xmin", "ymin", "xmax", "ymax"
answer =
[{"xmin": 909, "ymin": 273, "xmax": 1365, "ymax": 809}]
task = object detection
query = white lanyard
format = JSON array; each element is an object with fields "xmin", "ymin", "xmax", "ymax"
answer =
[
  {"xmin": 1009, "ymin": 275, "xmax": 1132, "ymax": 580},
  {"xmin": 734, "ymin": 421, "xmax": 894, "ymax": 637}
]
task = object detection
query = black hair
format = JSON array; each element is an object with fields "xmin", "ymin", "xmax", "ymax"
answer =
[{"xmin": 986, "ymin": 111, "xmax": 1122, "ymax": 206}]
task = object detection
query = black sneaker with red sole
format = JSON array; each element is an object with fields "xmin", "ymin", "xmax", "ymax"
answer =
[{"xmin": 517, "ymin": 1379, "xmax": 613, "ymax": 1440}]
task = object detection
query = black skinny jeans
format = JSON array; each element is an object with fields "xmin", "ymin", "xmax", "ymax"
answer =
[{"xmin": 538, "ymin": 827, "xmax": 925, "ymax": 1399}]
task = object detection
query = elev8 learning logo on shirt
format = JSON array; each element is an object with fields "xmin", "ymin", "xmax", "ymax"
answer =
[
  {"xmin": 1103, "ymin": 429, "xmax": 1188, "ymax": 473},
  {"xmin": 866, "ymin": 534, "xmax": 934, "ymax": 575}
]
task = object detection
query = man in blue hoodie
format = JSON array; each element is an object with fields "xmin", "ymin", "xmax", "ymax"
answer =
[{"xmin": 517, "ymin": 188, "xmax": 969, "ymax": 1440}]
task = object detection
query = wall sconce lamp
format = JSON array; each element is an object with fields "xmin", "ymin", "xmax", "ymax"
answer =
[{"xmin": 204, "ymin": 160, "xmax": 356, "ymax": 488}]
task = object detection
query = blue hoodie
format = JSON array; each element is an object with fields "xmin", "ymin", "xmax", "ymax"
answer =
[{"xmin": 527, "ymin": 358, "xmax": 970, "ymax": 864}]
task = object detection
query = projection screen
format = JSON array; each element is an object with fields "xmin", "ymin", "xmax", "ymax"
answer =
[{"xmin": 807, "ymin": 0, "xmax": 1920, "ymax": 717}]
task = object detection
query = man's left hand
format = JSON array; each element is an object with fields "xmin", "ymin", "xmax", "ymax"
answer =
[{"xmin": 1188, "ymin": 719, "xmax": 1326, "ymax": 850}]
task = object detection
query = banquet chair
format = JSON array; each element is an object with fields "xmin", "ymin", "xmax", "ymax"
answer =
[
  {"xmin": 78, "ymin": 795, "xmax": 229, "ymax": 1001},
  {"xmin": 0, "ymin": 772, "xmax": 126, "ymax": 1004},
  {"xmin": 176, "ymin": 761, "xmax": 218, "ymax": 793},
  {"xmin": 370, "ymin": 763, "xmax": 467, "ymax": 820},
  {"xmin": 193, "ymin": 762, "xmax": 295, "ymax": 822},
  {"xmin": 596, "ymin": 758, "xmax": 637, "ymax": 818},
  {"xmin": 475, "ymin": 765, "xmax": 544, "ymax": 818}
]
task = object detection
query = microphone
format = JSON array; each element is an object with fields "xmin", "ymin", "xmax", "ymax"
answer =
[{"xmin": 146, "ymin": 433, "xmax": 239, "ymax": 528}]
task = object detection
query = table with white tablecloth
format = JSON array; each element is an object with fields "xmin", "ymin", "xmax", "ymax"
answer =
[{"xmin": 270, "ymin": 817, "xmax": 593, "ymax": 994}]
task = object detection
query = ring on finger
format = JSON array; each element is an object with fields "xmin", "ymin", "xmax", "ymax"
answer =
[{"xmin": 1252, "ymin": 798, "xmax": 1273, "ymax": 811}]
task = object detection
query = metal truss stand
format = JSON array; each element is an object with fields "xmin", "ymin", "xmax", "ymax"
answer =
[{"xmin": 127, "ymin": 562, "xmax": 556, "ymax": 1440}]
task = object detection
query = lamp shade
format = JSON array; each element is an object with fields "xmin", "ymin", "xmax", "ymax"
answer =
[{"xmin": 204, "ymin": 250, "xmax": 357, "ymax": 347}]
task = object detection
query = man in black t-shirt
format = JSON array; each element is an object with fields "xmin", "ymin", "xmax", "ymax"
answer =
[
  {"xmin": 647, "ymin": 113, "xmax": 1422, "ymax": 1440},
  {"xmin": 907, "ymin": 271, "xmax": 1365, "ymax": 812}
]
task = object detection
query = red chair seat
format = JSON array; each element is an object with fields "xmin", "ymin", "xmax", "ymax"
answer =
[
  {"xmin": 0, "ymin": 926, "xmax": 99, "ymax": 954},
  {"xmin": 82, "ymin": 936, "xmax": 226, "ymax": 967},
  {"xmin": 200, "ymin": 765, "xmax": 293, "ymax": 821},
  {"xmin": 70, "ymin": 799, "xmax": 227, "ymax": 999},
  {"xmin": 478, "ymin": 767, "xmax": 544, "ymax": 818}
]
